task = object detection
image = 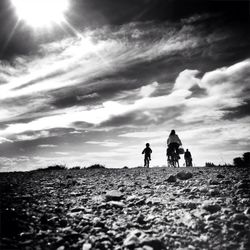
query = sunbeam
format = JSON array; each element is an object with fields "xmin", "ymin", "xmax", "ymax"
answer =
[
  {"xmin": 61, "ymin": 19, "xmax": 112, "ymax": 70},
  {"xmin": 0, "ymin": 19, "xmax": 20, "ymax": 56}
]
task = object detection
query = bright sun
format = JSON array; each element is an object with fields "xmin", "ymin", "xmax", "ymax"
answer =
[{"xmin": 11, "ymin": 0, "xmax": 69, "ymax": 28}]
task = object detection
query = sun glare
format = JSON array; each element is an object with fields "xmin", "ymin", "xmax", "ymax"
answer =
[{"xmin": 11, "ymin": 0, "xmax": 69, "ymax": 28}]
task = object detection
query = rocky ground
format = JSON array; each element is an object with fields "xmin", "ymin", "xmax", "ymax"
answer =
[{"xmin": 0, "ymin": 167, "xmax": 250, "ymax": 250}]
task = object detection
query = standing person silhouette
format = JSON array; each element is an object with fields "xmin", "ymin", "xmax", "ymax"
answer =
[
  {"xmin": 142, "ymin": 143, "xmax": 152, "ymax": 168},
  {"xmin": 167, "ymin": 130, "xmax": 182, "ymax": 158},
  {"xmin": 184, "ymin": 149, "xmax": 193, "ymax": 167}
]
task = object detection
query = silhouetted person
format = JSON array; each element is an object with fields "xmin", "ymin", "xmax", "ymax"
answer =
[
  {"xmin": 142, "ymin": 143, "xmax": 152, "ymax": 168},
  {"xmin": 184, "ymin": 149, "xmax": 192, "ymax": 167},
  {"xmin": 167, "ymin": 130, "xmax": 182, "ymax": 157}
]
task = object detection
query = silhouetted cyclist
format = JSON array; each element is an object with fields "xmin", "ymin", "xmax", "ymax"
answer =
[
  {"xmin": 142, "ymin": 143, "xmax": 152, "ymax": 168},
  {"xmin": 167, "ymin": 129, "xmax": 182, "ymax": 158}
]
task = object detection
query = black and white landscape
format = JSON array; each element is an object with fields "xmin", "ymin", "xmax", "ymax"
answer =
[
  {"xmin": 0, "ymin": 0, "xmax": 250, "ymax": 170},
  {"xmin": 0, "ymin": 1, "xmax": 250, "ymax": 249}
]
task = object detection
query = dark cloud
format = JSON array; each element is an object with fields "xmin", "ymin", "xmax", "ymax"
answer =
[
  {"xmin": 99, "ymin": 113, "xmax": 141, "ymax": 127},
  {"xmin": 0, "ymin": 127, "xmax": 81, "ymax": 158},
  {"xmin": 99, "ymin": 106, "xmax": 184, "ymax": 128},
  {"xmin": 223, "ymin": 100, "xmax": 250, "ymax": 120},
  {"xmin": 1, "ymin": 0, "xmax": 249, "ymax": 60},
  {"xmin": 70, "ymin": 0, "xmax": 250, "ymax": 25},
  {"xmin": 188, "ymin": 85, "xmax": 207, "ymax": 98}
]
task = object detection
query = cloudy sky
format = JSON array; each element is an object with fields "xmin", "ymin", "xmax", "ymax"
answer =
[{"xmin": 0, "ymin": 0, "xmax": 250, "ymax": 171}]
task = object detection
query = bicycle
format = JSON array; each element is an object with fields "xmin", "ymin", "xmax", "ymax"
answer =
[
  {"xmin": 167, "ymin": 149, "xmax": 180, "ymax": 168},
  {"xmin": 185, "ymin": 158, "xmax": 193, "ymax": 167}
]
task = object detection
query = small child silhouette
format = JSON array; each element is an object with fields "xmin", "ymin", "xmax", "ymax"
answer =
[{"xmin": 142, "ymin": 143, "xmax": 152, "ymax": 168}]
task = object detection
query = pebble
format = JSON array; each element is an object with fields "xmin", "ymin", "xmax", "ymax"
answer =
[
  {"xmin": 209, "ymin": 179, "xmax": 220, "ymax": 185},
  {"xmin": 126, "ymin": 195, "xmax": 138, "ymax": 201},
  {"xmin": 231, "ymin": 213, "xmax": 248, "ymax": 222},
  {"xmin": 108, "ymin": 201, "xmax": 125, "ymax": 208},
  {"xmin": 202, "ymin": 201, "xmax": 221, "ymax": 213},
  {"xmin": 233, "ymin": 223, "xmax": 245, "ymax": 231},
  {"xmin": 123, "ymin": 230, "xmax": 142, "ymax": 247},
  {"xmin": 185, "ymin": 202, "xmax": 197, "ymax": 210},
  {"xmin": 209, "ymin": 188, "xmax": 220, "ymax": 196},
  {"xmin": 199, "ymin": 187, "xmax": 209, "ymax": 193},
  {"xmin": 1, "ymin": 166, "xmax": 250, "ymax": 250},
  {"xmin": 244, "ymin": 207, "xmax": 250, "ymax": 215},
  {"xmin": 217, "ymin": 174, "xmax": 225, "ymax": 178},
  {"xmin": 176, "ymin": 171, "xmax": 193, "ymax": 180},
  {"xmin": 137, "ymin": 213, "xmax": 145, "ymax": 224},
  {"xmin": 71, "ymin": 206, "xmax": 86, "ymax": 212},
  {"xmin": 166, "ymin": 175, "xmax": 177, "ymax": 183},
  {"xmin": 57, "ymin": 246, "xmax": 65, "ymax": 250},
  {"xmin": 143, "ymin": 246, "xmax": 154, "ymax": 250},
  {"xmin": 146, "ymin": 197, "xmax": 162, "ymax": 205},
  {"xmin": 141, "ymin": 237, "xmax": 164, "ymax": 249},
  {"xmin": 105, "ymin": 190, "xmax": 123, "ymax": 201},
  {"xmin": 82, "ymin": 243, "xmax": 92, "ymax": 250}
]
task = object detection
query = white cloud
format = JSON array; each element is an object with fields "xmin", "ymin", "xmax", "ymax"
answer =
[
  {"xmin": 55, "ymin": 152, "xmax": 69, "ymax": 155},
  {"xmin": 178, "ymin": 59, "xmax": 250, "ymax": 122},
  {"xmin": 174, "ymin": 69, "xmax": 200, "ymax": 90},
  {"xmin": 0, "ymin": 137, "xmax": 13, "ymax": 144},
  {"xmin": 119, "ymin": 131, "xmax": 167, "ymax": 138},
  {"xmin": 1, "ymin": 59, "xmax": 249, "ymax": 139},
  {"xmin": 140, "ymin": 81, "xmax": 158, "ymax": 97},
  {"xmin": 15, "ymin": 131, "xmax": 51, "ymax": 141},
  {"xmin": 85, "ymin": 141, "xmax": 121, "ymax": 147},
  {"xmin": 38, "ymin": 144, "xmax": 57, "ymax": 148},
  {"xmin": 0, "ymin": 21, "xmax": 208, "ymax": 104}
]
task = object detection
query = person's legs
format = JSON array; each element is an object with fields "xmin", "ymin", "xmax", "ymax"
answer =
[{"xmin": 146, "ymin": 157, "xmax": 150, "ymax": 167}]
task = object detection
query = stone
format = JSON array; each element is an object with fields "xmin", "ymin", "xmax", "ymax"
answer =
[
  {"xmin": 105, "ymin": 190, "xmax": 123, "ymax": 201},
  {"xmin": 244, "ymin": 207, "xmax": 250, "ymax": 215},
  {"xmin": 176, "ymin": 171, "xmax": 193, "ymax": 180},
  {"xmin": 141, "ymin": 237, "xmax": 164, "ymax": 250},
  {"xmin": 108, "ymin": 201, "xmax": 125, "ymax": 208},
  {"xmin": 166, "ymin": 175, "xmax": 177, "ymax": 183},
  {"xmin": 123, "ymin": 230, "xmax": 144, "ymax": 247},
  {"xmin": 137, "ymin": 213, "xmax": 145, "ymax": 224},
  {"xmin": 71, "ymin": 206, "xmax": 86, "ymax": 213},
  {"xmin": 202, "ymin": 201, "xmax": 221, "ymax": 213},
  {"xmin": 199, "ymin": 187, "xmax": 209, "ymax": 193},
  {"xmin": 185, "ymin": 202, "xmax": 197, "ymax": 210},
  {"xmin": 146, "ymin": 197, "xmax": 162, "ymax": 205},
  {"xmin": 126, "ymin": 195, "xmax": 138, "ymax": 201},
  {"xmin": 209, "ymin": 179, "xmax": 220, "ymax": 185},
  {"xmin": 209, "ymin": 189, "xmax": 220, "ymax": 196},
  {"xmin": 57, "ymin": 247, "xmax": 65, "ymax": 250},
  {"xmin": 231, "ymin": 213, "xmax": 248, "ymax": 222},
  {"xmin": 217, "ymin": 174, "xmax": 225, "ymax": 178},
  {"xmin": 224, "ymin": 180, "xmax": 233, "ymax": 185},
  {"xmin": 233, "ymin": 223, "xmax": 245, "ymax": 231},
  {"xmin": 143, "ymin": 246, "xmax": 154, "ymax": 250},
  {"xmin": 82, "ymin": 243, "xmax": 92, "ymax": 250}
]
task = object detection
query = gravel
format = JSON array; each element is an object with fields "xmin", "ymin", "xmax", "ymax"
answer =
[{"xmin": 0, "ymin": 167, "xmax": 250, "ymax": 250}]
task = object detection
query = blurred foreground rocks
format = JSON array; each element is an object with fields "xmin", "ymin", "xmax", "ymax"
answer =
[{"xmin": 0, "ymin": 167, "xmax": 250, "ymax": 250}]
